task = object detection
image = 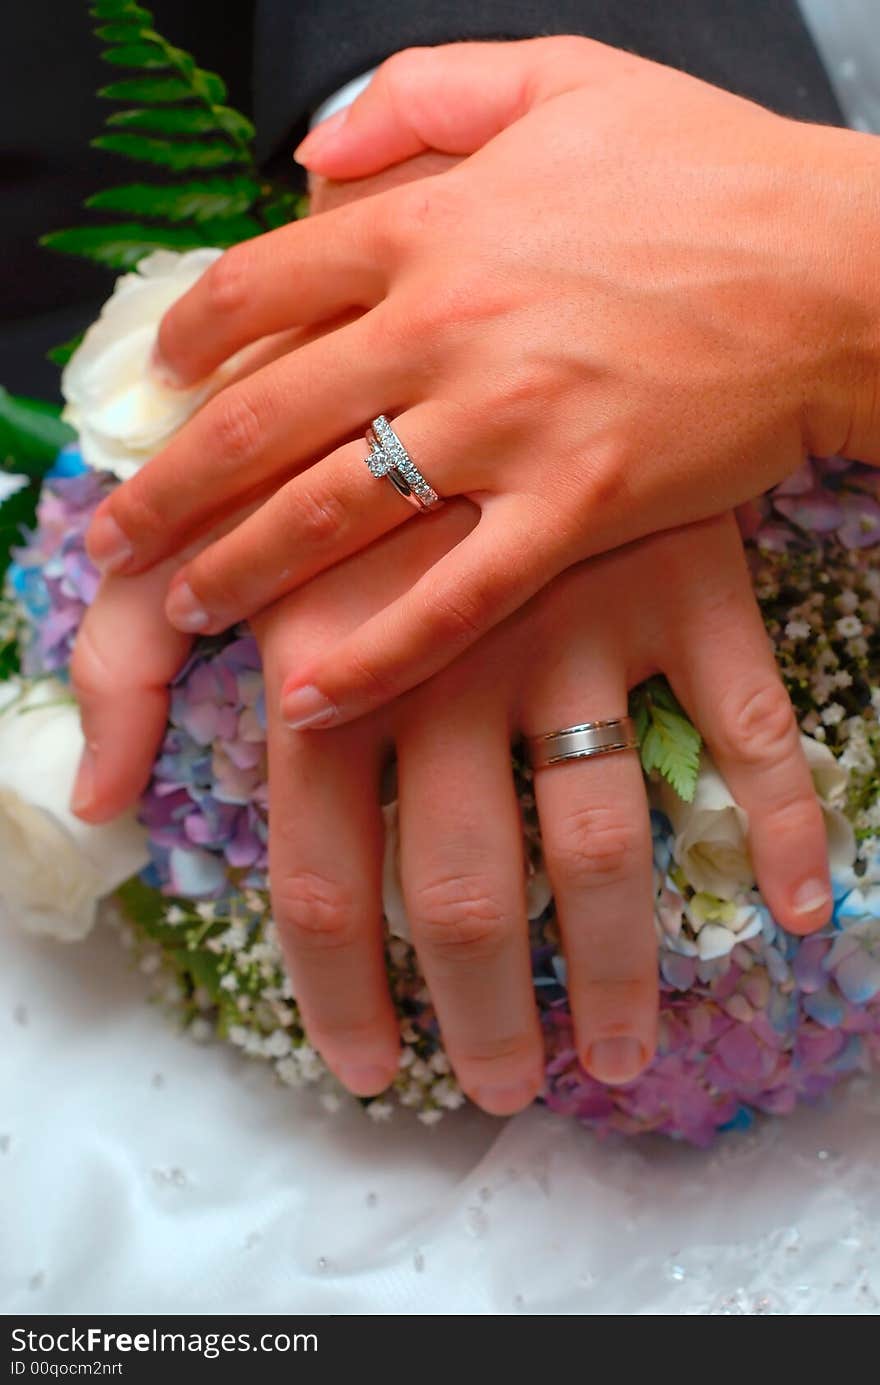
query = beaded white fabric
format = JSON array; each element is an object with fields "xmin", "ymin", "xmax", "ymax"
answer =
[{"xmin": 2, "ymin": 911, "xmax": 879, "ymax": 1314}]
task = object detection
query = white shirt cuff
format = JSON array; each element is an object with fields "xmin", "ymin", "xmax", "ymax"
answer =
[{"xmin": 310, "ymin": 69, "xmax": 379, "ymax": 128}]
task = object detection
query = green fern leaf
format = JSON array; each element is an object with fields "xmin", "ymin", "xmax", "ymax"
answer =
[
  {"xmin": 95, "ymin": 22, "xmax": 150, "ymax": 42},
  {"xmin": 93, "ymin": 133, "xmax": 247, "ymax": 170},
  {"xmin": 102, "ymin": 43, "xmax": 168, "ymax": 67},
  {"xmin": 46, "ymin": 334, "xmax": 85, "ymax": 368},
  {"xmin": 195, "ymin": 215, "xmax": 263, "ymax": 244},
  {"xmin": 91, "ymin": 1, "xmax": 152, "ymax": 16},
  {"xmin": 86, "ymin": 176, "xmax": 260, "ymax": 222},
  {"xmin": 99, "ymin": 76, "xmax": 191, "ymax": 102},
  {"xmin": 190, "ymin": 69, "xmax": 227, "ymax": 104},
  {"xmin": 630, "ymin": 677, "xmax": 702, "ymax": 802},
  {"xmin": 214, "ymin": 106, "xmax": 256, "ymax": 143},
  {"xmin": 106, "ymin": 106, "xmax": 219, "ymax": 135},
  {"xmin": 262, "ymin": 190, "xmax": 308, "ymax": 228},
  {"xmin": 40, "ymin": 223, "xmax": 213, "ymax": 269}
]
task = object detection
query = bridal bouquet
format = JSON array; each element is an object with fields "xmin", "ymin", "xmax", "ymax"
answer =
[{"xmin": 2, "ymin": 2, "xmax": 880, "ymax": 1144}]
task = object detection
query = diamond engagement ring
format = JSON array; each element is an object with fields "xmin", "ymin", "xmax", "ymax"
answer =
[
  {"xmin": 363, "ymin": 415, "xmax": 443, "ymax": 513},
  {"xmin": 527, "ymin": 717, "xmax": 640, "ymax": 771}
]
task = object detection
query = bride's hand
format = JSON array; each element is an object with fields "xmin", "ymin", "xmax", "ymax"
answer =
[
  {"xmin": 71, "ymin": 510, "xmax": 832, "ymax": 1110},
  {"xmin": 83, "ymin": 36, "xmax": 880, "ymax": 734}
]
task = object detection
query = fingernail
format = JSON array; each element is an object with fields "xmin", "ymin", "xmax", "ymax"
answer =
[
  {"xmin": 335, "ymin": 1062, "xmax": 392, "ymax": 1096},
  {"xmin": 791, "ymin": 878, "xmax": 832, "ymax": 916},
  {"xmin": 70, "ymin": 745, "xmax": 96, "ymax": 816},
  {"xmin": 148, "ymin": 340, "xmax": 186, "ymax": 390},
  {"xmin": 586, "ymin": 1036, "xmax": 647, "ymax": 1085},
  {"xmin": 87, "ymin": 513, "xmax": 133, "ymax": 574},
  {"xmin": 472, "ymin": 1080, "xmax": 539, "ymax": 1116},
  {"xmin": 165, "ymin": 580, "xmax": 210, "ymax": 633},
  {"xmin": 282, "ymin": 684, "xmax": 338, "ymax": 731},
  {"xmin": 294, "ymin": 108, "xmax": 349, "ymax": 167}
]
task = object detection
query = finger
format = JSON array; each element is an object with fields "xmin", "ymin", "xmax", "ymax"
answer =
[
  {"xmin": 259, "ymin": 621, "xmax": 399, "ymax": 1096},
  {"xmin": 526, "ymin": 671, "xmax": 656, "ymax": 1087},
  {"xmin": 279, "ymin": 500, "xmax": 554, "ymax": 730},
  {"xmin": 86, "ymin": 309, "xmax": 418, "ymax": 576},
  {"xmin": 69, "ymin": 560, "xmax": 192, "ymax": 823},
  {"xmin": 664, "ymin": 521, "xmax": 832, "ymax": 935},
  {"xmin": 162, "ymin": 403, "xmax": 472, "ymax": 635},
  {"xmin": 396, "ymin": 686, "xmax": 544, "ymax": 1116},
  {"xmin": 152, "ymin": 200, "xmax": 392, "ymax": 389},
  {"xmin": 294, "ymin": 38, "xmax": 615, "ymax": 178}
]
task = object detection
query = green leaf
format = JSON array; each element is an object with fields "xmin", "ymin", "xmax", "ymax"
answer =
[
  {"xmin": 92, "ymin": 132, "xmax": 247, "ymax": 170},
  {"xmin": 102, "ymin": 42, "xmax": 168, "ymax": 67},
  {"xmin": 631, "ymin": 677, "xmax": 702, "ymax": 802},
  {"xmin": 99, "ymin": 76, "xmax": 192, "ymax": 102},
  {"xmin": 163, "ymin": 46, "xmax": 196, "ymax": 81},
  {"xmin": 86, "ymin": 175, "xmax": 260, "ymax": 222},
  {"xmin": 195, "ymin": 214, "xmax": 263, "ymax": 244},
  {"xmin": 214, "ymin": 106, "xmax": 256, "ymax": 144},
  {"xmin": 190, "ymin": 68, "xmax": 227, "ymax": 104},
  {"xmin": 0, "ymin": 389, "xmax": 74, "ymax": 477},
  {"xmin": 91, "ymin": 1, "xmax": 153, "ymax": 18},
  {"xmin": 95, "ymin": 22, "xmax": 150, "ymax": 42},
  {"xmin": 106, "ymin": 106, "xmax": 220, "ymax": 135},
  {"xmin": 261, "ymin": 189, "xmax": 306, "ymax": 229},
  {"xmin": 0, "ymin": 484, "xmax": 41, "ymax": 594},
  {"xmin": 40, "ymin": 223, "xmax": 213, "ymax": 269},
  {"xmin": 46, "ymin": 334, "xmax": 84, "ymax": 368}
]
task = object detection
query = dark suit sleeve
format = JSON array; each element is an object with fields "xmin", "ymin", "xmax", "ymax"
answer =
[{"xmin": 253, "ymin": 0, "xmax": 844, "ymax": 166}]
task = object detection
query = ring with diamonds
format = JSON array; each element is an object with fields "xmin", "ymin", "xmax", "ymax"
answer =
[
  {"xmin": 363, "ymin": 415, "xmax": 443, "ymax": 513},
  {"xmin": 527, "ymin": 717, "xmax": 639, "ymax": 771}
]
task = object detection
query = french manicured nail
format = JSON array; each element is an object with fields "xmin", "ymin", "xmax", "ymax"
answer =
[
  {"xmin": 472, "ymin": 1080, "xmax": 539, "ymax": 1116},
  {"xmin": 336, "ymin": 1062, "xmax": 392, "ymax": 1096},
  {"xmin": 282, "ymin": 684, "xmax": 337, "ymax": 731},
  {"xmin": 587, "ymin": 1036, "xmax": 646, "ymax": 1085},
  {"xmin": 791, "ymin": 878, "xmax": 832, "ymax": 916},
  {"xmin": 70, "ymin": 745, "xmax": 96, "ymax": 816},
  {"xmin": 293, "ymin": 108, "xmax": 349, "ymax": 166},
  {"xmin": 165, "ymin": 580, "xmax": 210, "ymax": 633},
  {"xmin": 148, "ymin": 340, "xmax": 186, "ymax": 389},
  {"xmin": 87, "ymin": 513, "xmax": 133, "ymax": 574}
]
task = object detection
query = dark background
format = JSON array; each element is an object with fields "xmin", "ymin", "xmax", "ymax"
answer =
[
  {"xmin": 0, "ymin": 1, "xmax": 257, "ymax": 399},
  {"xmin": 1, "ymin": 1, "xmax": 845, "ymax": 401}
]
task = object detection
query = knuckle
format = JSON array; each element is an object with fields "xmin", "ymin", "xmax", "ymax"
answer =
[
  {"xmin": 718, "ymin": 678, "xmax": 797, "ymax": 765},
  {"xmin": 207, "ymin": 389, "xmax": 263, "ymax": 468},
  {"xmin": 410, "ymin": 872, "xmax": 511, "ymax": 961},
  {"xmin": 293, "ymin": 483, "xmax": 349, "ymax": 549},
  {"xmin": 69, "ymin": 620, "xmax": 108, "ymax": 698},
  {"xmin": 547, "ymin": 804, "xmax": 646, "ymax": 890},
  {"xmin": 761, "ymin": 793, "xmax": 822, "ymax": 843},
  {"xmin": 382, "ymin": 177, "xmax": 461, "ymax": 255},
  {"xmin": 424, "ymin": 584, "xmax": 488, "ymax": 653},
  {"xmin": 105, "ymin": 474, "xmax": 168, "ymax": 545},
  {"xmin": 204, "ymin": 246, "xmax": 251, "ymax": 318},
  {"xmin": 456, "ymin": 1031, "xmax": 540, "ymax": 1071},
  {"xmin": 379, "ymin": 46, "xmax": 435, "ymax": 97},
  {"xmin": 340, "ymin": 646, "xmax": 402, "ymax": 705},
  {"xmin": 272, "ymin": 870, "xmax": 358, "ymax": 953},
  {"xmin": 182, "ymin": 556, "xmax": 240, "ymax": 619}
]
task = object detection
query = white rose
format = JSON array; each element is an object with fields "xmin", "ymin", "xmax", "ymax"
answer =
[
  {"xmin": 381, "ymin": 801, "xmax": 552, "ymax": 942},
  {"xmin": 657, "ymin": 733, "xmax": 856, "ymax": 900},
  {"xmin": 61, "ymin": 248, "xmax": 231, "ymax": 480},
  {"xmin": 0, "ymin": 680, "xmax": 150, "ymax": 940}
]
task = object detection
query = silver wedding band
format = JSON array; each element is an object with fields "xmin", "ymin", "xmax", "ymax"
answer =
[
  {"xmin": 363, "ymin": 415, "xmax": 443, "ymax": 513},
  {"xmin": 527, "ymin": 717, "xmax": 639, "ymax": 771}
]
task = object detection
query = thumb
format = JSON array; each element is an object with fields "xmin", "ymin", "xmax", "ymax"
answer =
[{"xmin": 294, "ymin": 37, "xmax": 599, "ymax": 179}]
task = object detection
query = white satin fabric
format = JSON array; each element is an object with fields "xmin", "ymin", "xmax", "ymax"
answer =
[
  {"xmin": 3, "ymin": 915, "xmax": 880, "ymax": 1315},
  {"xmin": 4, "ymin": 0, "xmax": 880, "ymax": 1319}
]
